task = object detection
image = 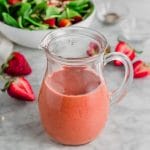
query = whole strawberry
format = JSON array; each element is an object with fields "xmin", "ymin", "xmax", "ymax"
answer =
[
  {"xmin": 1, "ymin": 52, "xmax": 32, "ymax": 76},
  {"xmin": 2, "ymin": 77, "xmax": 35, "ymax": 101}
]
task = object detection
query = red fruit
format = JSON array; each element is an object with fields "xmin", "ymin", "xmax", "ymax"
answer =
[
  {"xmin": 6, "ymin": 77, "xmax": 35, "ymax": 101},
  {"xmin": 72, "ymin": 16, "xmax": 82, "ymax": 24},
  {"xmin": 58, "ymin": 19, "xmax": 72, "ymax": 27},
  {"xmin": 44, "ymin": 18, "xmax": 56, "ymax": 28},
  {"xmin": 8, "ymin": 0, "xmax": 21, "ymax": 5},
  {"xmin": 114, "ymin": 41, "xmax": 136, "ymax": 66},
  {"xmin": 133, "ymin": 60, "xmax": 150, "ymax": 78},
  {"xmin": 47, "ymin": 1, "xmax": 54, "ymax": 6},
  {"xmin": 87, "ymin": 42, "xmax": 99, "ymax": 56},
  {"xmin": 47, "ymin": 0, "xmax": 61, "ymax": 7},
  {"xmin": 1, "ymin": 52, "xmax": 32, "ymax": 76}
]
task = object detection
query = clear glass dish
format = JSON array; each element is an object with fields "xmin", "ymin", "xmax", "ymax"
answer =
[{"xmin": 95, "ymin": 0, "xmax": 129, "ymax": 25}]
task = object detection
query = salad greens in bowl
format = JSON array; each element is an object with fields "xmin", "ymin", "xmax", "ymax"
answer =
[{"xmin": 0, "ymin": 0, "xmax": 95, "ymax": 48}]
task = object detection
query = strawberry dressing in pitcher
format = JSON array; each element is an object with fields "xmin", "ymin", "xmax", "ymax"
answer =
[
  {"xmin": 39, "ymin": 27, "xmax": 133, "ymax": 145},
  {"xmin": 39, "ymin": 68, "xmax": 109, "ymax": 145}
]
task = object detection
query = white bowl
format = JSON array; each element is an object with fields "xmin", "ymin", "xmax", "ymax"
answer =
[{"xmin": 0, "ymin": 9, "xmax": 96, "ymax": 49}]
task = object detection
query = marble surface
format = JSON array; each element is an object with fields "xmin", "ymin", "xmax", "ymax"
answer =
[{"xmin": 0, "ymin": 0, "xmax": 150, "ymax": 149}]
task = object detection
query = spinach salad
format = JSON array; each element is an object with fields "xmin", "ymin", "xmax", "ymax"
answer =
[{"xmin": 0, "ymin": 0, "xmax": 94, "ymax": 30}]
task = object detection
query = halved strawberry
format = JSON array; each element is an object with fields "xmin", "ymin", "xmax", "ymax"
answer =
[
  {"xmin": 44, "ymin": 18, "xmax": 56, "ymax": 28},
  {"xmin": 114, "ymin": 41, "xmax": 136, "ymax": 66},
  {"xmin": 3, "ymin": 77, "xmax": 35, "ymax": 101},
  {"xmin": 133, "ymin": 60, "xmax": 150, "ymax": 78},
  {"xmin": 58, "ymin": 19, "xmax": 72, "ymax": 27},
  {"xmin": 1, "ymin": 52, "xmax": 32, "ymax": 76}
]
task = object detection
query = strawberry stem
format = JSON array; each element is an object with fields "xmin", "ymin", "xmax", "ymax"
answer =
[
  {"xmin": 0, "ymin": 74, "xmax": 14, "ymax": 92},
  {"xmin": 117, "ymin": 37, "xmax": 124, "ymax": 42},
  {"xmin": 0, "ymin": 53, "xmax": 13, "ymax": 75},
  {"xmin": 0, "ymin": 63, "xmax": 9, "ymax": 75},
  {"xmin": 1, "ymin": 81, "xmax": 11, "ymax": 92},
  {"xmin": 0, "ymin": 74, "xmax": 12, "ymax": 81},
  {"xmin": 0, "ymin": 69, "xmax": 3, "ymax": 76},
  {"xmin": 134, "ymin": 49, "xmax": 143, "ymax": 54},
  {"xmin": 7, "ymin": 53, "xmax": 14, "ymax": 62}
]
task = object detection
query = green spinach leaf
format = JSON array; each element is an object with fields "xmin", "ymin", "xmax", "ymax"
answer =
[
  {"xmin": 24, "ymin": 16, "xmax": 48, "ymax": 29},
  {"xmin": 18, "ymin": 2, "xmax": 31, "ymax": 17},
  {"xmin": 83, "ymin": 4, "xmax": 94, "ymax": 19},
  {"xmin": 67, "ymin": 0, "xmax": 89, "ymax": 8},
  {"xmin": 66, "ymin": 8, "xmax": 80, "ymax": 19},
  {"xmin": 58, "ymin": 10, "xmax": 67, "ymax": 20},
  {"xmin": 18, "ymin": 16, "xmax": 23, "ymax": 28},
  {"xmin": 0, "ymin": 0, "xmax": 8, "ymax": 9},
  {"xmin": 74, "ymin": 4, "xmax": 89, "ymax": 12},
  {"xmin": 44, "ymin": 6, "xmax": 61, "ymax": 19},
  {"xmin": 0, "ymin": 5, "xmax": 5, "ymax": 19},
  {"xmin": 32, "ymin": 1, "xmax": 46, "ymax": 14},
  {"xmin": 2, "ymin": 12, "xmax": 19, "ymax": 27}
]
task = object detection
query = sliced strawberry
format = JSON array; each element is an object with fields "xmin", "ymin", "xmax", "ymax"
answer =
[
  {"xmin": 114, "ymin": 41, "xmax": 136, "ymax": 66},
  {"xmin": 133, "ymin": 60, "xmax": 150, "ymax": 78},
  {"xmin": 44, "ymin": 18, "xmax": 56, "ymax": 28},
  {"xmin": 47, "ymin": 0, "xmax": 62, "ymax": 7},
  {"xmin": 6, "ymin": 77, "xmax": 35, "ymax": 101},
  {"xmin": 58, "ymin": 19, "xmax": 72, "ymax": 27},
  {"xmin": 72, "ymin": 16, "xmax": 82, "ymax": 24},
  {"xmin": 1, "ymin": 52, "xmax": 32, "ymax": 76},
  {"xmin": 8, "ymin": 0, "xmax": 21, "ymax": 5},
  {"xmin": 47, "ymin": 1, "xmax": 55, "ymax": 6}
]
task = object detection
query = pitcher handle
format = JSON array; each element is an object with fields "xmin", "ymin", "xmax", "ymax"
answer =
[{"xmin": 103, "ymin": 52, "xmax": 133, "ymax": 104}]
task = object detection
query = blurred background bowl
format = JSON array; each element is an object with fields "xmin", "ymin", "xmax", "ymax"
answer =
[{"xmin": 95, "ymin": 0, "xmax": 129, "ymax": 25}]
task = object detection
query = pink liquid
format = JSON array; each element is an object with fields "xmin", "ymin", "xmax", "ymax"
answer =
[{"xmin": 38, "ymin": 68, "xmax": 109, "ymax": 145}]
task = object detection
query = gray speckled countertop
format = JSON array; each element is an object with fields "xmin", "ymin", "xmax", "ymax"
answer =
[{"xmin": 1, "ymin": 0, "xmax": 150, "ymax": 149}]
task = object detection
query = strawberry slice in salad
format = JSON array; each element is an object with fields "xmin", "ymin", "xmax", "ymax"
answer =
[
  {"xmin": 8, "ymin": 0, "xmax": 21, "ymax": 5},
  {"xmin": 58, "ymin": 19, "xmax": 72, "ymax": 27},
  {"xmin": 44, "ymin": 18, "xmax": 56, "ymax": 28}
]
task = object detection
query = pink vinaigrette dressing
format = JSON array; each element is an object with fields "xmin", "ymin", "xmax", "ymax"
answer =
[{"xmin": 39, "ymin": 68, "xmax": 109, "ymax": 145}]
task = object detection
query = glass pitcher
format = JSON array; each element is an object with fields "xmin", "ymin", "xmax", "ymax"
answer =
[{"xmin": 39, "ymin": 27, "xmax": 133, "ymax": 146}]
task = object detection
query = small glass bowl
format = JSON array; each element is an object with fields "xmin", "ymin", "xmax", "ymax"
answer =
[
  {"xmin": 95, "ymin": 0, "xmax": 129, "ymax": 25},
  {"xmin": 119, "ymin": 18, "xmax": 150, "ymax": 42}
]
